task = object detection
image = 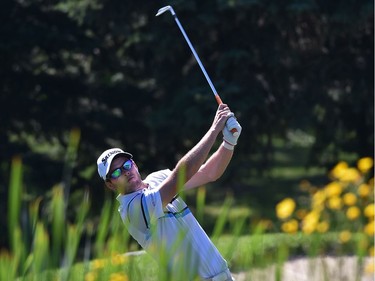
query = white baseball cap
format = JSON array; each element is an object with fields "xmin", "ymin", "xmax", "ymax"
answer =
[{"xmin": 97, "ymin": 148, "xmax": 133, "ymax": 180}]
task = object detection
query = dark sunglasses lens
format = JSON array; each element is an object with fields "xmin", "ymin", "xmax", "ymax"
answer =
[
  {"xmin": 123, "ymin": 160, "xmax": 132, "ymax": 170},
  {"xmin": 111, "ymin": 168, "xmax": 122, "ymax": 179}
]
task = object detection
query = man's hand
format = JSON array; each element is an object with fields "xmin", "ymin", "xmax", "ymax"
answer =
[
  {"xmin": 223, "ymin": 117, "xmax": 242, "ymax": 147},
  {"xmin": 210, "ymin": 104, "xmax": 233, "ymax": 133}
]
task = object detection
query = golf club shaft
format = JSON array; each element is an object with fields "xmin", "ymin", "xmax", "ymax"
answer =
[
  {"xmin": 156, "ymin": 6, "xmax": 238, "ymax": 136},
  {"xmin": 172, "ymin": 15, "xmax": 223, "ymax": 104},
  {"xmin": 173, "ymin": 15, "xmax": 238, "ymax": 135}
]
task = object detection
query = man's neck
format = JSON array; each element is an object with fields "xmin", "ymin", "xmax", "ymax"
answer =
[{"xmin": 123, "ymin": 181, "xmax": 148, "ymax": 195}]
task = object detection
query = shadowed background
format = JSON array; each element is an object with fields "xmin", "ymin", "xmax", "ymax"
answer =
[{"xmin": 0, "ymin": 0, "xmax": 373, "ymax": 252}]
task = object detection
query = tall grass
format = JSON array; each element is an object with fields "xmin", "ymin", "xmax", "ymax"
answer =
[{"xmin": 1, "ymin": 131, "xmax": 374, "ymax": 280}]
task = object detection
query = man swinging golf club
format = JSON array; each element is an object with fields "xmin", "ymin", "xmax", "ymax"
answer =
[{"xmin": 97, "ymin": 104, "xmax": 241, "ymax": 280}]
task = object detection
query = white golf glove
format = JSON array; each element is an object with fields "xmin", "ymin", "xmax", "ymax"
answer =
[{"xmin": 223, "ymin": 116, "xmax": 242, "ymax": 149}]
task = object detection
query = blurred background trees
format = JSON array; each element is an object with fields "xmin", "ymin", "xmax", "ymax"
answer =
[{"xmin": 0, "ymin": 0, "xmax": 373, "ymax": 249}]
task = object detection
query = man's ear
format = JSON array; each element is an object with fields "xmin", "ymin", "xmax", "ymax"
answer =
[
  {"xmin": 105, "ymin": 180, "xmax": 116, "ymax": 191},
  {"xmin": 132, "ymin": 159, "xmax": 138, "ymax": 170},
  {"xmin": 132, "ymin": 160, "xmax": 141, "ymax": 176}
]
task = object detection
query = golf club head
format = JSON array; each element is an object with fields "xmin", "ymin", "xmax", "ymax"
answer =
[{"xmin": 156, "ymin": 5, "xmax": 175, "ymax": 17}]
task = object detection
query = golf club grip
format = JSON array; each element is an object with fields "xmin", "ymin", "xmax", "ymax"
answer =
[
  {"xmin": 230, "ymin": 128, "xmax": 239, "ymax": 136},
  {"xmin": 215, "ymin": 95, "xmax": 239, "ymax": 136},
  {"xmin": 215, "ymin": 95, "xmax": 223, "ymax": 105}
]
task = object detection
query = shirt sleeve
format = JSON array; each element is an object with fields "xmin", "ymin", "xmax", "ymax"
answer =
[{"xmin": 143, "ymin": 169, "xmax": 172, "ymax": 189}]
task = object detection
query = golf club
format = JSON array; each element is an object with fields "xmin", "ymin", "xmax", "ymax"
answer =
[{"xmin": 156, "ymin": 5, "xmax": 239, "ymax": 137}]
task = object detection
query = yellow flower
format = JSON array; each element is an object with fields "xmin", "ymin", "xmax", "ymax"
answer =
[
  {"xmin": 111, "ymin": 254, "xmax": 128, "ymax": 265},
  {"xmin": 85, "ymin": 272, "xmax": 97, "ymax": 281},
  {"xmin": 302, "ymin": 223, "xmax": 315, "ymax": 234},
  {"xmin": 327, "ymin": 196, "xmax": 342, "ymax": 210},
  {"xmin": 330, "ymin": 161, "xmax": 349, "ymax": 179},
  {"xmin": 364, "ymin": 204, "xmax": 375, "ymax": 218},
  {"xmin": 91, "ymin": 259, "xmax": 106, "ymax": 270},
  {"xmin": 339, "ymin": 230, "xmax": 352, "ymax": 243},
  {"xmin": 340, "ymin": 168, "xmax": 361, "ymax": 183},
  {"xmin": 276, "ymin": 198, "xmax": 296, "ymax": 219},
  {"xmin": 281, "ymin": 219, "xmax": 299, "ymax": 234},
  {"xmin": 324, "ymin": 182, "xmax": 343, "ymax": 198},
  {"xmin": 346, "ymin": 206, "xmax": 361, "ymax": 220},
  {"xmin": 358, "ymin": 184, "xmax": 371, "ymax": 198},
  {"xmin": 302, "ymin": 211, "xmax": 320, "ymax": 234},
  {"xmin": 343, "ymin": 193, "xmax": 357, "ymax": 206},
  {"xmin": 109, "ymin": 273, "xmax": 129, "ymax": 281},
  {"xmin": 364, "ymin": 221, "xmax": 375, "ymax": 236},
  {"xmin": 316, "ymin": 221, "xmax": 329, "ymax": 233},
  {"xmin": 312, "ymin": 190, "xmax": 326, "ymax": 210},
  {"xmin": 357, "ymin": 157, "xmax": 374, "ymax": 173}
]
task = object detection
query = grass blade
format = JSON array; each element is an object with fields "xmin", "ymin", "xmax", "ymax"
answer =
[{"xmin": 8, "ymin": 156, "xmax": 23, "ymax": 250}]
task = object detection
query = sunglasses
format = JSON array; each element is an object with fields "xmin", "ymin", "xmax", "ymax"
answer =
[{"xmin": 107, "ymin": 160, "xmax": 132, "ymax": 180}]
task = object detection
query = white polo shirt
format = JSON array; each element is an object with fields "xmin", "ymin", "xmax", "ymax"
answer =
[{"xmin": 116, "ymin": 169, "xmax": 229, "ymax": 280}]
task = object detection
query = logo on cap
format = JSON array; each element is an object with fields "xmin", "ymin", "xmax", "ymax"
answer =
[{"xmin": 101, "ymin": 149, "xmax": 123, "ymax": 164}]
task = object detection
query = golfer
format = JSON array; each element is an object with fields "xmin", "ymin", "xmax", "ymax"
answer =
[{"xmin": 97, "ymin": 104, "xmax": 241, "ymax": 281}]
